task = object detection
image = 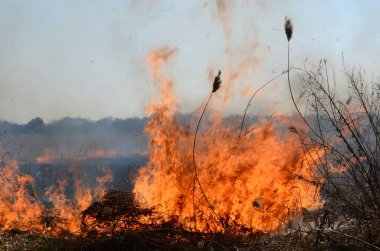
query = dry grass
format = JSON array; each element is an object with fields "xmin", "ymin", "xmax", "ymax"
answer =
[
  {"xmin": 1, "ymin": 16, "xmax": 379, "ymax": 251},
  {"xmin": 0, "ymin": 190, "xmax": 375, "ymax": 250}
]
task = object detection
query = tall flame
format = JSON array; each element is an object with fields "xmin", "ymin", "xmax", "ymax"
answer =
[
  {"xmin": 0, "ymin": 45, "xmax": 322, "ymax": 236},
  {"xmin": 133, "ymin": 47, "xmax": 321, "ymax": 233},
  {"xmin": 0, "ymin": 159, "xmax": 44, "ymax": 232}
]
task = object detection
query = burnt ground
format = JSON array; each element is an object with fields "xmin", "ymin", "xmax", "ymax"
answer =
[{"xmin": 0, "ymin": 227, "xmax": 369, "ymax": 251}]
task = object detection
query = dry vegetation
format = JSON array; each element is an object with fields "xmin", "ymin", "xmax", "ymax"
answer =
[
  {"xmin": 1, "ymin": 18, "xmax": 380, "ymax": 251},
  {"xmin": 0, "ymin": 191, "xmax": 373, "ymax": 250}
]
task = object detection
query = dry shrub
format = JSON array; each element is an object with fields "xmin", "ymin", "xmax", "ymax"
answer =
[{"xmin": 290, "ymin": 61, "xmax": 380, "ymax": 248}]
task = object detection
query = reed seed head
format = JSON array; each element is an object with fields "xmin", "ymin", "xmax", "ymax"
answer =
[
  {"xmin": 284, "ymin": 17, "xmax": 293, "ymax": 41},
  {"xmin": 212, "ymin": 70, "xmax": 222, "ymax": 93}
]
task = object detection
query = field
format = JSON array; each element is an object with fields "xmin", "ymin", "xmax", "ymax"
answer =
[{"xmin": 1, "ymin": 14, "xmax": 380, "ymax": 251}]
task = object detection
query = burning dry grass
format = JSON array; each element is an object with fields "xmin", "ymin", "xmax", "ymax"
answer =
[
  {"xmin": 0, "ymin": 196, "xmax": 371, "ymax": 251},
  {"xmin": 0, "ymin": 147, "xmax": 374, "ymax": 250},
  {"xmin": 133, "ymin": 47, "xmax": 322, "ymax": 234},
  {"xmin": 0, "ymin": 45, "xmax": 325, "ymax": 249},
  {"xmin": 0, "ymin": 160, "xmax": 43, "ymax": 233},
  {"xmin": 0, "ymin": 155, "xmax": 112, "ymax": 236},
  {"xmin": 1, "ymin": 17, "xmax": 380, "ymax": 250}
]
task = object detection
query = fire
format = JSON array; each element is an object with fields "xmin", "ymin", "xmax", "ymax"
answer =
[
  {"xmin": 44, "ymin": 160, "xmax": 112, "ymax": 235},
  {"xmin": 0, "ymin": 146, "xmax": 112, "ymax": 235},
  {"xmin": 0, "ymin": 45, "xmax": 323, "ymax": 236},
  {"xmin": 36, "ymin": 148, "xmax": 57, "ymax": 164},
  {"xmin": 86, "ymin": 149, "xmax": 117, "ymax": 159},
  {"xmin": 133, "ymin": 47, "xmax": 322, "ymax": 233},
  {"xmin": 0, "ymin": 159, "xmax": 44, "ymax": 232}
]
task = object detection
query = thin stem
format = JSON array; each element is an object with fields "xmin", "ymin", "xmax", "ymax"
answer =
[
  {"xmin": 192, "ymin": 92, "xmax": 222, "ymax": 231},
  {"xmin": 287, "ymin": 43, "xmax": 308, "ymax": 127}
]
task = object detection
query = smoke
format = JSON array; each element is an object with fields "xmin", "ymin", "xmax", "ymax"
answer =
[
  {"xmin": 1, "ymin": 1, "xmax": 379, "ymax": 123},
  {"xmin": 0, "ymin": 117, "xmax": 148, "ymax": 162},
  {"xmin": 200, "ymin": 0, "xmax": 270, "ymax": 115},
  {"xmin": 207, "ymin": 0, "xmax": 233, "ymax": 38}
]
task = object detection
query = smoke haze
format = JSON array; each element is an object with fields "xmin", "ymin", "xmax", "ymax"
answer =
[{"xmin": 1, "ymin": 1, "xmax": 379, "ymax": 123}]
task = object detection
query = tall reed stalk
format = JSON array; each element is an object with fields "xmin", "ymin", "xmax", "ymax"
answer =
[{"xmin": 192, "ymin": 70, "xmax": 222, "ymax": 231}]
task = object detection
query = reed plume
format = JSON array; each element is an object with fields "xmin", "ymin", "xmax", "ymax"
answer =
[
  {"xmin": 212, "ymin": 70, "xmax": 222, "ymax": 93},
  {"xmin": 284, "ymin": 17, "xmax": 293, "ymax": 41}
]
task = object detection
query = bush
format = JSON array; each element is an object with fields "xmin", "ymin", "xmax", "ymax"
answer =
[{"xmin": 290, "ymin": 60, "xmax": 380, "ymax": 246}]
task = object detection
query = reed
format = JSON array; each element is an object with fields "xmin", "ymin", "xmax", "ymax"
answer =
[{"xmin": 192, "ymin": 70, "xmax": 223, "ymax": 231}]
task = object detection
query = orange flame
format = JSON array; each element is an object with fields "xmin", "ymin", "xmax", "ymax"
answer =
[
  {"xmin": 44, "ymin": 161, "xmax": 112, "ymax": 235},
  {"xmin": 36, "ymin": 148, "xmax": 57, "ymax": 164},
  {"xmin": 0, "ymin": 45, "xmax": 325, "ymax": 236},
  {"xmin": 0, "ymin": 159, "xmax": 44, "ymax": 232},
  {"xmin": 86, "ymin": 149, "xmax": 117, "ymax": 159},
  {"xmin": 134, "ymin": 47, "xmax": 322, "ymax": 233},
  {"xmin": 0, "ymin": 146, "xmax": 112, "ymax": 235}
]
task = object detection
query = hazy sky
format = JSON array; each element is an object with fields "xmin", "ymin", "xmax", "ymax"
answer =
[{"xmin": 1, "ymin": 0, "xmax": 380, "ymax": 123}]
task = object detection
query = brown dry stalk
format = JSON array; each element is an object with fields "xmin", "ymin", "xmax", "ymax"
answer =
[{"xmin": 192, "ymin": 70, "xmax": 222, "ymax": 231}]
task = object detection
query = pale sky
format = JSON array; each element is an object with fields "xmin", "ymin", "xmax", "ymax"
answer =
[{"xmin": 1, "ymin": 0, "xmax": 380, "ymax": 123}]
